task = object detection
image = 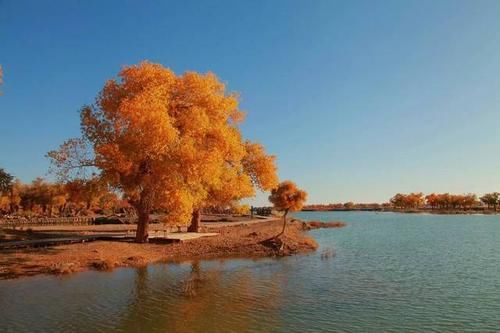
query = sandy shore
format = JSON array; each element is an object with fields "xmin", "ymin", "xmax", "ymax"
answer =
[{"xmin": 0, "ymin": 219, "xmax": 345, "ymax": 280}]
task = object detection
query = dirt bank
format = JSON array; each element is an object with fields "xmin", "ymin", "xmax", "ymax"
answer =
[
  {"xmin": 0, "ymin": 219, "xmax": 344, "ymax": 280},
  {"xmin": 303, "ymin": 221, "xmax": 347, "ymax": 229}
]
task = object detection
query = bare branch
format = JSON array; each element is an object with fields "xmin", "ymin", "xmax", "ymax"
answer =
[{"xmin": 46, "ymin": 137, "xmax": 97, "ymax": 181}]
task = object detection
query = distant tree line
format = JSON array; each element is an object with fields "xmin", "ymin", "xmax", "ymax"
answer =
[
  {"xmin": 478, "ymin": 192, "xmax": 500, "ymax": 211},
  {"xmin": 0, "ymin": 169, "xmax": 129, "ymax": 217},
  {"xmin": 0, "ymin": 168, "xmax": 259, "ymax": 218},
  {"xmin": 301, "ymin": 191, "xmax": 500, "ymax": 213},
  {"xmin": 204, "ymin": 204, "xmax": 251, "ymax": 215},
  {"xmin": 303, "ymin": 202, "xmax": 384, "ymax": 211},
  {"xmin": 390, "ymin": 192, "xmax": 500, "ymax": 211}
]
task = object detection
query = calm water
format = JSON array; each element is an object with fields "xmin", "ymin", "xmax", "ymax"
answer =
[{"xmin": 1, "ymin": 212, "xmax": 499, "ymax": 332}]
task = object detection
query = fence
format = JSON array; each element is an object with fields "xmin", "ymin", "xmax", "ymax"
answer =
[{"xmin": 0, "ymin": 216, "xmax": 96, "ymax": 226}]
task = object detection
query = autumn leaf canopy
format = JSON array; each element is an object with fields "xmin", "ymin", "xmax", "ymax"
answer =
[
  {"xmin": 48, "ymin": 61, "xmax": 278, "ymax": 225},
  {"xmin": 269, "ymin": 180, "xmax": 307, "ymax": 213}
]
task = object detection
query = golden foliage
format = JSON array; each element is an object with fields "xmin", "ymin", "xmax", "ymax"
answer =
[
  {"xmin": 0, "ymin": 195, "xmax": 10, "ymax": 212},
  {"xmin": 390, "ymin": 192, "xmax": 425, "ymax": 209},
  {"xmin": 232, "ymin": 203, "xmax": 251, "ymax": 215},
  {"xmin": 0, "ymin": 176, "xmax": 123, "ymax": 217},
  {"xmin": 242, "ymin": 142, "xmax": 279, "ymax": 191},
  {"xmin": 48, "ymin": 61, "xmax": 278, "ymax": 236},
  {"xmin": 392, "ymin": 192, "xmax": 478, "ymax": 210},
  {"xmin": 269, "ymin": 180, "xmax": 307, "ymax": 213}
]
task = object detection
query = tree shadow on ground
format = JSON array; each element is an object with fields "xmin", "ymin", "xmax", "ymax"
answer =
[
  {"xmin": 0, "ymin": 246, "xmax": 63, "ymax": 279},
  {"xmin": 0, "ymin": 228, "xmax": 76, "ymax": 242}
]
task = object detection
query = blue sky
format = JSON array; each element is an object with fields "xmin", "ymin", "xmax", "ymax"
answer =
[{"xmin": 1, "ymin": 0, "xmax": 500, "ymax": 205}]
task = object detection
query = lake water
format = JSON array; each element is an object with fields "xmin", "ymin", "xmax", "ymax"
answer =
[{"xmin": 1, "ymin": 212, "xmax": 499, "ymax": 332}]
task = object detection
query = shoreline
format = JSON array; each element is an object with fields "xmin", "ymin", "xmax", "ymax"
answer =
[
  {"xmin": 301, "ymin": 209, "xmax": 500, "ymax": 215},
  {"xmin": 0, "ymin": 219, "xmax": 345, "ymax": 280}
]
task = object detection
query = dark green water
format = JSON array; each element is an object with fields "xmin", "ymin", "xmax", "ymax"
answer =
[{"xmin": 0, "ymin": 212, "xmax": 499, "ymax": 332}]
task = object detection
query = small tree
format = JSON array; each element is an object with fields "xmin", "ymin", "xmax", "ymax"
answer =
[
  {"xmin": 480, "ymin": 192, "xmax": 500, "ymax": 211},
  {"xmin": 0, "ymin": 168, "xmax": 13, "ymax": 194},
  {"xmin": 269, "ymin": 181, "xmax": 307, "ymax": 237},
  {"xmin": 343, "ymin": 202, "xmax": 355, "ymax": 210}
]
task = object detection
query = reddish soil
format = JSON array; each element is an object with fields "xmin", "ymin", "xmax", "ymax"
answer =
[{"xmin": 0, "ymin": 219, "xmax": 345, "ymax": 280}]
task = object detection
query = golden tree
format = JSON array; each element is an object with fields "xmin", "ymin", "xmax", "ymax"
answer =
[
  {"xmin": 48, "ymin": 61, "xmax": 278, "ymax": 242},
  {"xmin": 188, "ymin": 140, "xmax": 278, "ymax": 232},
  {"xmin": 269, "ymin": 180, "xmax": 307, "ymax": 236},
  {"xmin": 0, "ymin": 196, "xmax": 9, "ymax": 214},
  {"xmin": 163, "ymin": 73, "xmax": 278, "ymax": 232},
  {"xmin": 68, "ymin": 177, "xmax": 107, "ymax": 211}
]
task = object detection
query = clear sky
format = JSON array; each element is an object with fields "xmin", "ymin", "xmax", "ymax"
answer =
[{"xmin": 1, "ymin": 0, "xmax": 500, "ymax": 205}]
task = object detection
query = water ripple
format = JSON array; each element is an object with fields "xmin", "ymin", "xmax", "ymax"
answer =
[{"xmin": 1, "ymin": 212, "xmax": 499, "ymax": 332}]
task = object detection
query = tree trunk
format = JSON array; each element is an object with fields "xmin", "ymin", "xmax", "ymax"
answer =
[
  {"xmin": 277, "ymin": 209, "xmax": 289, "ymax": 237},
  {"xmin": 134, "ymin": 191, "xmax": 152, "ymax": 243},
  {"xmin": 188, "ymin": 209, "xmax": 201, "ymax": 233},
  {"xmin": 135, "ymin": 207, "xmax": 150, "ymax": 243}
]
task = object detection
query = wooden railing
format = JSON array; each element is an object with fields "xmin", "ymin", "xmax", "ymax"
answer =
[{"xmin": 0, "ymin": 216, "xmax": 96, "ymax": 226}]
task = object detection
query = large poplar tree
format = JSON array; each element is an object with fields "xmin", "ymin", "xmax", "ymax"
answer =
[{"xmin": 48, "ymin": 62, "xmax": 278, "ymax": 242}]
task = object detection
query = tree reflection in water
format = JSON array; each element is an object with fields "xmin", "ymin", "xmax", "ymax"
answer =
[{"xmin": 115, "ymin": 260, "xmax": 287, "ymax": 332}]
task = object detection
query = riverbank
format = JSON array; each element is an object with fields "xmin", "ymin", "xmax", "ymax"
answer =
[
  {"xmin": 0, "ymin": 219, "xmax": 345, "ymax": 280},
  {"xmin": 395, "ymin": 209, "xmax": 500, "ymax": 215},
  {"xmin": 302, "ymin": 208, "xmax": 500, "ymax": 215}
]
